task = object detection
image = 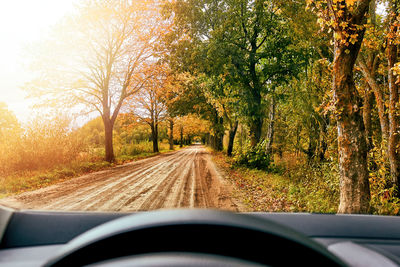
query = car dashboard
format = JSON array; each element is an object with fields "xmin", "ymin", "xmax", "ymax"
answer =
[{"xmin": 0, "ymin": 206, "xmax": 400, "ymax": 266}]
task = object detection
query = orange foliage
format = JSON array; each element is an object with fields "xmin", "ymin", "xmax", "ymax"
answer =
[
  {"xmin": 0, "ymin": 114, "xmax": 84, "ymax": 175},
  {"xmin": 173, "ymin": 115, "xmax": 210, "ymax": 140}
]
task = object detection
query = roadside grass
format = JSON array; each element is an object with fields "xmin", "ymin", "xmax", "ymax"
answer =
[
  {"xmin": 212, "ymin": 152, "xmax": 339, "ymax": 213},
  {"xmin": 0, "ymin": 141, "xmax": 179, "ymax": 199},
  {"xmin": 115, "ymin": 141, "xmax": 171, "ymax": 161},
  {"xmin": 213, "ymin": 151, "xmax": 400, "ymax": 215},
  {"xmin": 0, "ymin": 161, "xmax": 112, "ymax": 198}
]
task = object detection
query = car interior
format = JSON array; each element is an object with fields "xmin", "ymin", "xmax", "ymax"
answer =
[{"xmin": 0, "ymin": 206, "xmax": 400, "ymax": 266}]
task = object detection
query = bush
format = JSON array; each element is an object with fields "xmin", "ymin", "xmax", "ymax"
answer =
[
  {"xmin": 368, "ymin": 149, "xmax": 400, "ymax": 215},
  {"xmin": 119, "ymin": 142, "xmax": 153, "ymax": 156},
  {"xmin": 0, "ymin": 115, "xmax": 86, "ymax": 174},
  {"xmin": 234, "ymin": 140, "xmax": 271, "ymax": 170},
  {"xmin": 285, "ymin": 161, "xmax": 340, "ymax": 213},
  {"xmin": 117, "ymin": 141, "xmax": 171, "ymax": 157}
]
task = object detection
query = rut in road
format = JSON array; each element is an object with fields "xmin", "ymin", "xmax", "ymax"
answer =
[{"xmin": 0, "ymin": 146, "xmax": 242, "ymax": 211}]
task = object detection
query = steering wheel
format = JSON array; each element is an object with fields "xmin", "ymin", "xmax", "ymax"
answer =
[{"xmin": 44, "ymin": 209, "xmax": 346, "ymax": 266}]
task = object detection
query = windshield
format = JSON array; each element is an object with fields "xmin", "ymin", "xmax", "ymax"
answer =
[{"xmin": 0, "ymin": 0, "xmax": 398, "ymax": 216}]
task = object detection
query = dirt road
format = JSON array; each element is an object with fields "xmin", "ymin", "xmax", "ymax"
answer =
[{"xmin": 0, "ymin": 146, "xmax": 243, "ymax": 212}]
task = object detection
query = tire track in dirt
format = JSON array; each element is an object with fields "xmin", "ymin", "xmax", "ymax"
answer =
[
  {"xmin": 36, "ymin": 151, "xmax": 190, "ymax": 210},
  {"xmin": 64, "ymin": 150, "xmax": 191, "ymax": 211},
  {"xmin": 137, "ymin": 148, "xmax": 198, "ymax": 210},
  {"xmin": 0, "ymin": 146, "xmax": 244, "ymax": 212}
]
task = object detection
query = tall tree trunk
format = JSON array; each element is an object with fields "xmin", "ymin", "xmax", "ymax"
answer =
[
  {"xmin": 210, "ymin": 135, "xmax": 215, "ymax": 149},
  {"xmin": 305, "ymin": 119, "xmax": 318, "ymax": 161},
  {"xmin": 180, "ymin": 126, "xmax": 183, "ymax": 148},
  {"xmin": 238, "ymin": 124, "xmax": 244, "ymax": 155},
  {"xmin": 204, "ymin": 133, "xmax": 210, "ymax": 145},
  {"xmin": 265, "ymin": 97, "xmax": 276, "ymax": 155},
  {"xmin": 227, "ymin": 120, "xmax": 238, "ymax": 156},
  {"xmin": 359, "ymin": 58, "xmax": 389, "ymax": 144},
  {"xmin": 169, "ymin": 119, "xmax": 174, "ymax": 150},
  {"xmin": 248, "ymin": 32, "xmax": 263, "ymax": 148},
  {"xmin": 362, "ymin": 84, "xmax": 374, "ymax": 150},
  {"xmin": 103, "ymin": 119, "xmax": 115, "ymax": 163},
  {"xmin": 249, "ymin": 117, "xmax": 263, "ymax": 147},
  {"xmin": 214, "ymin": 132, "xmax": 224, "ymax": 151},
  {"xmin": 331, "ymin": 0, "xmax": 371, "ymax": 213},
  {"xmin": 102, "ymin": 115, "xmax": 115, "ymax": 163},
  {"xmin": 318, "ymin": 138, "xmax": 328, "ymax": 162},
  {"xmin": 387, "ymin": 5, "xmax": 400, "ymax": 192},
  {"xmin": 248, "ymin": 84, "xmax": 263, "ymax": 148},
  {"xmin": 213, "ymin": 112, "xmax": 224, "ymax": 151},
  {"xmin": 318, "ymin": 115, "xmax": 329, "ymax": 162},
  {"xmin": 151, "ymin": 123, "xmax": 159, "ymax": 153},
  {"xmin": 362, "ymin": 0, "xmax": 376, "ymax": 152}
]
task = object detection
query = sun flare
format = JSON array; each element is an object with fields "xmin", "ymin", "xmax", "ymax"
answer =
[{"xmin": 0, "ymin": 0, "xmax": 77, "ymax": 121}]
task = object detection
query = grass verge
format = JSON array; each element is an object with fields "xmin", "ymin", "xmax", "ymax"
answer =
[
  {"xmin": 212, "ymin": 151, "xmax": 339, "ymax": 213},
  {"xmin": 0, "ymin": 146, "xmax": 182, "ymax": 199},
  {"xmin": 213, "ymin": 151, "xmax": 400, "ymax": 215}
]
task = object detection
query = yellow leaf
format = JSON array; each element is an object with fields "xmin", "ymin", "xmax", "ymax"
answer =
[{"xmin": 346, "ymin": 0, "xmax": 358, "ymax": 6}]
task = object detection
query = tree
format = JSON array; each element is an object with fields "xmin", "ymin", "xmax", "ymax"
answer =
[
  {"xmin": 356, "ymin": 0, "xmax": 388, "ymax": 150},
  {"xmin": 130, "ymin": 65, "xmax": 168, "ymax": 153},
  {"xmin": 386, "ymin": 0, "xmax": 400, "ymax": 194},
  {"xmin": 275, "ymin": 0, "xmax": 332, "ymax": 162},
  {"xmin": 309, "ymin": 0, "xmax": 371, "ymax": 213},
  {"xmin": 358, "ymin": 57, "xmax": 389, "ymax": 147},
  {"xmin": 168, "ymin": 117, "xmax": 174, "ymax": 150},
  {"xmin": 173, "ymin": 115, "xmax": 210, "ymax": 146},
  {"xmin": 273, "ymin": 59, "xmax": 332, "ymax": 163},
  {"xmin": 200, "ymin": 75, "xmax": 240, "ymax": 156},
  {"xmin": 26, "ymin": 0, "xmax": 161, "ymax": 162},
  {"xmin": 163, "ymin": 71, "xmax": 225, "ymax": 151},
  {"xmin": 116, "ymin": 113, "xmax": 152, "ymax": 144},
  {"xmin": 164, "ymin": 0, "xmax": 301, "ymax": 148}
]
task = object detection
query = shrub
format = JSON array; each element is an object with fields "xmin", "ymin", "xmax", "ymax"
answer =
[
  {"xmin": 234, "ymin": 140, "xmax": 271, "ymax": 170},
  {"xmin": 117, "ymin": 141, "xmax": 171, "ymax": 157},
  {"xmin": 0, "ymin": 115, "xmax": 86, "ymax": 174},
  {"xmin": 368, "ymin": 148, "xmax": 400, "ymax": 215},
  {"xmin": 285, "ymin": 161, "xmax": 340, "ymax": 213}
]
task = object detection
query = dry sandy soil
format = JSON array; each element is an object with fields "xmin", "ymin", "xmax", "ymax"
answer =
[{"xmin": 0, "ymin": 145, "xmax": 245, "ymax": 212}]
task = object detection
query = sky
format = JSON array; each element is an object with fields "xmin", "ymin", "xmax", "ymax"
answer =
[{"xmin": 0, "ymin": 0, "xmax": 78, "ymax": 122}]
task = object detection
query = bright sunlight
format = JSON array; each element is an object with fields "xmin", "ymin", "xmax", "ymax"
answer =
[{"xmin": 0, "ymin": 0, "xmax": 77, "ymax": 121}]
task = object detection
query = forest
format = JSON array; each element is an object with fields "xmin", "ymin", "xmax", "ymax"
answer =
[{"xmin": 0, "ymin": 0, "xmax": 400, "ymax": 214}]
